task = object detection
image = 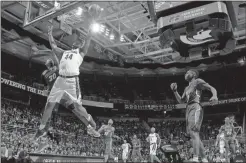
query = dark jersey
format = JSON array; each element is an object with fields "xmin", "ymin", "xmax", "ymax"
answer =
[
  {"xmin": 184, "ymin": 78, "xmax": 207, "ymax": 104},
  {"xmin": 41, "ymin": 67, "xmax": 59, "ymax": 90},
  {"xmin": 132, "ymin": 138, "xmax": 141, "ymax": 150},
  {"xmin": 100, "ymin": 125, "xmax": 115, "ymax": 141}
]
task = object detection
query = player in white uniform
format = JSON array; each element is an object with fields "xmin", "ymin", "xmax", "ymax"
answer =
[
  {"xmin": 33, "ymin": 12, "xmax": 101, "ymax": 149},
  {"xmin": 146, "ymin": 127, "xmax": 161, "ymax": 163},
  {"xmin": 122, "ymin": 140, "xmax": 131, "ymax": 163}
]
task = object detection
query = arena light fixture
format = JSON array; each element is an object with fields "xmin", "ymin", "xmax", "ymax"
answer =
[
  {"xmin": 54, "ymin": 0, "xmax": 60, "ymax": 9},
  {"xmin": 100, "ymin": 24, "xmax": 105, "ymax": 33},
  {"xmin": 120, "ymin": 35, "xmax": 125, "ymax": 42},
  {"xmin": 105, "ymin": 28, "xmax": 109, "ymax": 36},
  {"xmin": 238, "ymin": 56, "xmax": 246, "ymax": 65},
  {"xmin": 110, "ymin": 33, "xmax": 115, "ymax": 40},
  {"xmin": 91, "ymin": 23, "xmax": 100, "ymax": 33},
  {"xmin": 76, "ymin": 7, "xmax": 83, "ymax": 16}
]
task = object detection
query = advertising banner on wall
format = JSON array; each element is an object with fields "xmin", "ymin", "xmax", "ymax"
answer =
[
  {"xmin": 1, "ymin": 77, "xmax": 113, "ymax": 108},
  {"xmin": 125, "ymin": 97, "xmax": 246, "ymax": 110}
]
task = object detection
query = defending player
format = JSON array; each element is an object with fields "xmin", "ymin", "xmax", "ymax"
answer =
[
  {"xmin": 131, "ymin": 134, "xmax": 143, "ymax": 162},
  {"xmin": 33, "ymin": 6, "xmax": 102, "ymax": 143},
  {"xmin": 98, "ymin": 119, "xmax": 120, "ymax": 163},
  {"xmin": 30, "ymin": 46, "xmax": 59, "ymax": 95},
  {"xmin": 170, "ymin": 69, "xmax": 218, "ymax": 162},
  {"xmin": 146, "ymin": 127, "xmax": 161, "ymax": 163},
  {"xmin": 121, "ymin": 140, "xmax": 131, "ymax": 163}
]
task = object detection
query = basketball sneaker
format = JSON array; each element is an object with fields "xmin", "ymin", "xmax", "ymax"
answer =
[{"xmin": 87, "ymin": 125, "xmax": 100, "ymax": 137}]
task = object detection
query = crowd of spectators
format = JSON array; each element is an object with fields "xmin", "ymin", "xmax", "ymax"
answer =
[{"xmin": 1, "ymin": 98, "xmax": 246, "ymax": 163}]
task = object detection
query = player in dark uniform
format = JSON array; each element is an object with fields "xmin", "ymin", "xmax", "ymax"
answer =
[
  {"xmin": 98, "ymin": 119, "xmax": 120, "ymax": 163},
  {"xmin": 28, "ymin": 48, "xmax": 60, "ymax": 151},
  {"xmin": 219, "ymin": 117, "xmax": 237, "ymax": 158},
  {"xmin": 170, "ymin": 69, "xmax": 218, "ymax": 162},
  {"xmin": 30, "ymin": 47, "xmax": 60, "ymax": 138},
  {"xmin": 131, "ymin": 134, "xmax": 143, "ymax": 162},
  {"xmin": 41, "ymin": 58, "xmax": 59, "ymax": 94}
]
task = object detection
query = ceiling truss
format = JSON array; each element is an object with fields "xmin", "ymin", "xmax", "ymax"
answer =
[{"xmin": 1, "ymin": 1, "xmax": 246, "ymax": 65}]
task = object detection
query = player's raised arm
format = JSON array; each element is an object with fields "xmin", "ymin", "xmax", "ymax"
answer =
[
  {"xmin": 79, "ymin": 23, "xmax": 93, "ymax": 57},
  {"xmin": 170, "ymin": 83, "xmax": 186, "ymax": 104},
  {"xmin": 79, "ymin": 5, "xmax": 102, "ymax": 57},
  {"xmin": 97, "ymin": 125, "xmax": 105, "ymax": 134},
  {"xmin": 47, "ymin": 25, "xmax": 64, "ymax": 60}
]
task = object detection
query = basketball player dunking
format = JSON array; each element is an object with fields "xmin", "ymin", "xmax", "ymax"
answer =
[
  {"xmin": 146, "ymin": 127, "xmax": 161, "ymax": 163},
  {"xmin": 33, "ymin": 13, "xmax": 101, "ymax": 144},
  {"xmin": 121, "ymin": 140, "xmax": 131, "ymax": 163},
  {"xmin": 98, "ymin": 119, "xmax": 120, "ymax": 162},
  {"xmin": 170, "ymin": 69, "xmax": 218, "ymax": 162}
]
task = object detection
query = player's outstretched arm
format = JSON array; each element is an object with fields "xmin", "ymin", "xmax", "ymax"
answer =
[
  {"xmin": 47, "ymin": 25, "xmax": 64, "ymax": 60},
  {"xmin": 97, "ymin": 125, "xmax": 105, "ymax": 134},
  {"xmin": 79, "ymin": 23, "xmax": 93, "ymax": 57},
  {"xmin": 79, "ymin": 6, "xmax": 102, "ymax": 57},
  {"xmin": 197, "ymin": 79, "xmax": 218, "ymax": 102},
  {"xmin": 170, "ymin": 83, "xmax": 186, "ymax": 104}
]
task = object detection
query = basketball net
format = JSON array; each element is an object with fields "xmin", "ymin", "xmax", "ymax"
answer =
[{"xmin": 57, "ymin": 8, "xmax": 86, "ymax": 26}]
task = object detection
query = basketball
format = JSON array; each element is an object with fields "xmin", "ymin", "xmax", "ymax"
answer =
[{"xmin": 88, "ymin": 4, "xmax": 102, "ymax": 19}]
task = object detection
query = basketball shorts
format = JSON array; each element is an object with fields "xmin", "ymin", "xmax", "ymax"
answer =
[
  {"xmin": 104, "ymin": 139, "xmax": 113, "ymax": 155},
  {"xmin": 225, "ymin": 137, "xmax": 236, "ymax": 147},
  {"xmin": 131, "ymin": 149, "xmax": 142, "ymax": 159},
  {"xmin": 185, "ymin": 103, "xmax": 203, "ymax": 134},
  {"xmin": 150, "ymin": 143, "xmax": 157, "ymax": 155},
  {"xmin": 122, "ymin": 151, "xmax": 128, "ymax": 160},
  {"xmin": 47, "ymin": 76, "xmax": 81, "ymax": 107}
]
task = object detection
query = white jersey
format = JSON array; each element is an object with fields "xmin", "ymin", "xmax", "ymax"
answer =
[
  {"xmin": 122, "ymin": 143, "xmax": 130, "ymax": 160},
  {"xmin": 149, "ymin": 133, "xmax": 158, "ymax": 155},
  {"xmin": 59, "ymin": 49, "xmax": 83, "ymax": 76},
  {"xmin": 122, "ymin": 143, "xmax": 130, "ymax": 153}
]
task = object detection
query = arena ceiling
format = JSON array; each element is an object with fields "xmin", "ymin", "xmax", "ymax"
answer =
[{"xmin": 1, "ymin": 1, "xmax": 246, "ymax": 67}]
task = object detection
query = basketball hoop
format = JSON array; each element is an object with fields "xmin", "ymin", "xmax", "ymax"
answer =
[{"xmin": 57, "ymin": 8, "xmax": 86, "ymax": 26}]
